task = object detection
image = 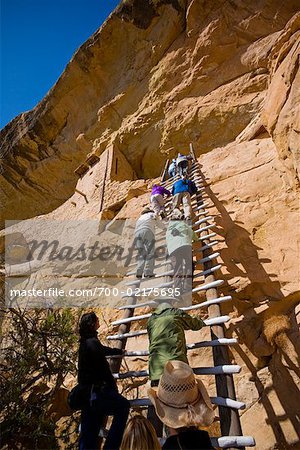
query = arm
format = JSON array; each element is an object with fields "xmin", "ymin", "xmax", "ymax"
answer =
[
  {"xmin": 102, "ymin": 344, "xmax": 123, "ymax": 356},
  {"xmin": 192, "ymin": 230, "xmax": 199, "ymax": 242},
  {"xmin": 190, "ymin": 181, "xmax": 197, "ymax": 196},
  {"xmin": 162, "ymin": 186, "xmax": 172, "ymax": 197},
  {"xmin": 179, "ymin": 310, "xmax": 206, "ymax": 330}
]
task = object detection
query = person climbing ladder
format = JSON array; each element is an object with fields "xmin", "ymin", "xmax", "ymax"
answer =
[
  {"xmin": 150, "ymin": 183, "xmax": 171, "ymax": 218},
  {"xmin": 172, "ymin": 174, "xmax": 197, "ymax": 220},
  {"xmin": 134, "ymin": 208, "xmax": 165, "ymax": 278}
]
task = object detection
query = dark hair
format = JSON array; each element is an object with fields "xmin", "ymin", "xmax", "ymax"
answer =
[{"xmin": 79, "ymin": 312, "xmax": 97, "ymax": 340}]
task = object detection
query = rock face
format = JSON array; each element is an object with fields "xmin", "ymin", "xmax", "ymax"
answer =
[
  {"xmin": 1, "ymin": 1, "xmax": 300, "ymax": 449},
  {"xmin": 1, "ymin": 0, "xmax": 299, "ymax": 225}
]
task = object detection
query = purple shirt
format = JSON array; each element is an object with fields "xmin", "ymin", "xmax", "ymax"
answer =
[{"xmin": 151, "ymin": 185, "xmax": 171, "ymax": 197}]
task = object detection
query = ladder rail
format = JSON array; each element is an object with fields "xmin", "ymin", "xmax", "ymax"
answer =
[{"xmin": 190, "ymin": 143, "xmax": 245, "ymax": 450}]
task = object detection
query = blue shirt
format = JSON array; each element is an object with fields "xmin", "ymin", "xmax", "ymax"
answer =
[{"xmin": 172, "ymin": 179, "xmax": 197, "ymax": 195}]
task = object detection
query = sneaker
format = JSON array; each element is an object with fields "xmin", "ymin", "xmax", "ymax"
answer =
[{"xmin": 136, "ymin": 273, "xmax": 143, "ymax": 279}]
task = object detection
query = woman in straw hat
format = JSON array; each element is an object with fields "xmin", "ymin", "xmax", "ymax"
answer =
[
  {"xmin": 148, "ymin": 360, "xmax": 215, "ymax": 450},
  {"xmin": 121, "ymin": 415, "xmax": 161, "ymax": 450}
]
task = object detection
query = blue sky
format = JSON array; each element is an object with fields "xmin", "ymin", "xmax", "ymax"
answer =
[{"xmin": 0, "ymin": 0, "xmax": 120, "ymax": 129}]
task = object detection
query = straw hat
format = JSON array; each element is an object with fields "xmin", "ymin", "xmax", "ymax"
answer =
[{"xmin": 148, "ymin": 360, "xmax": 214, "ymax": 428}]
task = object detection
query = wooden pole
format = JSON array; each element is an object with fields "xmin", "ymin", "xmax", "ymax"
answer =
[
  {"xmin": 190, "ymin": 142, "xmax": 244, "ymax": 450},
  {"xmin": 161, "ymin": 159, "xmax": 170, "ymax": 182}
]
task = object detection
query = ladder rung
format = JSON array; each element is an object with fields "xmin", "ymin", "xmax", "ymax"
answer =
[
  {"xmin": 198, "ymin": 232, "xmax": 216, "ymax": 241},
  {"xmin": 187, "ymin": 338, "xmax": 237, "ymax": 349},
  {"xmin": 204, "ymin": 315, "xmax": 230, "ymax": 326},
  {"xmin": 108, "ymin": 339, "xmax": 237, "ymax": 358},
  {"xmin": 212, "ymin": 396, "xmax": 245, "ymax": 409},
  {"xmin": 194, "ymin": 224, "xmax": 215, "ymax": 233},
  {"xmin": 193, "ymin": 202, "xmax": 209, "ymax": 210},
  {"xmin": 192, "ymin": 279, "xmax": 223, "ymax": 292},
  {"xmin": 113, "ymin": 365, "xmax": 241, "ymax": 379},
  {"xmin": 196, "ymin": 252, "xmax": 220, "ymax": 264},
  {"xmin": 181, "ymin": 296, "xmax": 232, "ymax": 310},
  {"xmin": 111, "ymin": 309, "xmax": 229, "ymax": 327},
  {"xmin": 108, "ymin": 315, "xmax": 230, "ymax": 339},
  {"xmin": 117, "ymin": 294, "xmax": 231, "ymax": 312},
  {"xmin": 107, "ymin": 330, "xmax": 148, "ymax": 340},
  {"xmin": 127, "ymin": 259, "xmax": 171, "ymax": 269},
  {"xmin": 112, "ymin": 313, "xmax": 151, "ymax": 325},
  {"xmin": 211, "ymin": 436, "xmax": 255, "ymax": 448},
  {"xmin": 193, "ymin": 264, "xmax": 222, "ymax": 278},
  {"xmin": 129, "ymin": 396, "xmax": 245, "ymax": 410},
  {"xmin": 194, "ymin": 210, "xmax": 207, "ymax": 217},
  {"xmin": 193, "ymin": 241, "xmax": 219, "ymax": 253},
  {"xmin": 125, "ymin": 270, "xmax": 174, "ymax": 286},
  {"xmin": 193, "ymin": 216, "xmax": 213, "ymax": 225}
]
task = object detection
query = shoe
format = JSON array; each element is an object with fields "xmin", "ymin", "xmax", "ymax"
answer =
[
  {"xmin": 144, "ymin": 274, "xmax": 155, "ymax": 278},
  {"xmin": 136, "ymin": 274, "xmax": 142, "ymax": 279}
]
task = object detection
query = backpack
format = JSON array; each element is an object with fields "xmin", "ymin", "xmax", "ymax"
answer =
[
  {"xmin": 189, "ymin": 180, "xmax": 197, "ymax": 195},
  {"xmin": 67, "ymin": 384, "xmax": 91, "ymax": 411}
]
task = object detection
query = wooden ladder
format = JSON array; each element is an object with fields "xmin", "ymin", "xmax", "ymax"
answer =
[{"xmin": 107, "ymin": 145, "xmax": 255, "ymax": 449}]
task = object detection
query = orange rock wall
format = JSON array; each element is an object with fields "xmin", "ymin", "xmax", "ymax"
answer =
[{"xmin": 0, "ymin": 1, "xmax": 299, "ymax": 449}]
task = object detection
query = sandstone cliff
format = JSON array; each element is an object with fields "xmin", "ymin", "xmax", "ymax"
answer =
[{"xmin": 1, "ymin": 1, "xmax": 300, "ymax": 449}]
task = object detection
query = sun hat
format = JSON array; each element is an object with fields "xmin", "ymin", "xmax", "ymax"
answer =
[{"xmin": 148, "ymin": 360, "xmax": 214, "ymax": 428}]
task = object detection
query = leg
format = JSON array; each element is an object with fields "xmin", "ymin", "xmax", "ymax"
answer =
[
  {"xmin": 147, "ymin": 405, "xmax": 164, "ymax": 438},
  {"xmin": 147, "ymin": 381, "xmax": 163, "ymax": 437},
  {"xmin": 93, "ymin": 388, "xmax": 130, "ymax": 450},
  {"xmin": 170, "ymin": 249, "xmax": 183, "ymax": 292},
  {"xmin": 177, "ymin": 163, "xmax": 183, "ymax": 176},
  {"xmin": 156, "ymin": 194, "xmax": 165, "ymax": 212},
  {"xmin": 79, "ymin": 407, "xmax": 103, "ymax": 450},
  {"xmin": 172, "ymin": 193, "xmax": 182, "ymax": 211},
  {"xmin": 151, "ymin": 194, "xmax": 165, "ymax": 216},
  {"xmin": 150, "ymin": 194, "xmax": 161, "ymax": 216},
  {"xmin": 182, "ymin": 160, "xmax": 188, "ymax": 175},
  {"xmin": 182, "ymin": 192, "xmax": 192, "ymax": 218},
  {"xmin": 156, "ymin": 194, "xmax": 166, "ymax": 218},
  {"xmin": 144, "ymin": 230, "xmax": 155, "ymax": 276},
  {"xmin": 135, "ymin": 231, "xmax": 146, "ymax": 277},
  {"xmin": 182, "ymin": 245, "xmax": 193, "ymax": 295}
]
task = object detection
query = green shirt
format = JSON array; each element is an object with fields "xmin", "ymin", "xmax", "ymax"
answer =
[
  {"xmin": 166, "ymin": 220, "xmax": 199, "ymax": 255},
  {"xmin": 147, "ymin": 303, "xmax": 205, "ymax": 381}
]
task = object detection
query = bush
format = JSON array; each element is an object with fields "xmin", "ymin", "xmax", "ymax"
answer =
[{"xmin": 0, "ymin": 308, "xmax": 80, "ymax": 449}]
